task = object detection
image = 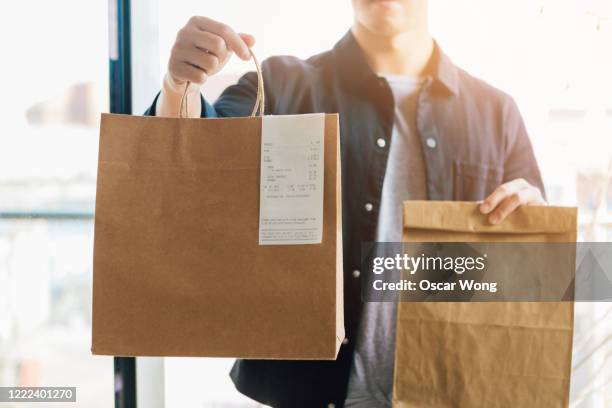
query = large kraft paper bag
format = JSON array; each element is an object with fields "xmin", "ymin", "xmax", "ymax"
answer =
[
  {"xmin": 92, "ymin": 112, "xmax": 343, "ymax": 359},
  {"xmin": 393, "ymin": 201, "xmax": 577, "ymax": 407}
]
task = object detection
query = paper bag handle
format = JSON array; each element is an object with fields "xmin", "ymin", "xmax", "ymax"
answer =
[{"xmin": 179, "ymin": 48, "xmax": 265, "ymax": 118}]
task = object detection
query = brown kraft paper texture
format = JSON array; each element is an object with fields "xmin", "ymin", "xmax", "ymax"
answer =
[
  {"xmin": 92, "ymin": 113, "xmax": 344, "ymax": 359},
  {"xmin": 393, "ymin": 200, "xmax": 577, "ymax": 407}
]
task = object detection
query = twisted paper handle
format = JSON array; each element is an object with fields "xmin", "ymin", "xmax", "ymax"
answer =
[{"xmin": 179, "ymin": 48, "xmax": 264, "ymax": 118}]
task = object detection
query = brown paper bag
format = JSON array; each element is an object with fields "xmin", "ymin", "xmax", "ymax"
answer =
[
  {"xmin": 393, "ymin": 201, "xmax": 577, "ymax": 407},
  {"xmin": 91, "ymin": 110, "xmax": 343, "ymax": 359}
]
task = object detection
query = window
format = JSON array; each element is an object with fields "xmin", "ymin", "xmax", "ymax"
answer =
[{"xmin": 0, "ymin": 1, "xmax": 112, "ymax": 406}]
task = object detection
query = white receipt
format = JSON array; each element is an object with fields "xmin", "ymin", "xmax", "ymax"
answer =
[{"xmin": 259, "ymin": 114, "xmax": 325, "ymax": 245}]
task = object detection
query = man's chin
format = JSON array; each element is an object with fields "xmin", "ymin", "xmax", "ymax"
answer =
[
  {"xmin": 363, "ymin": 20, "xmax": 407, "ymax": 37},
  {"xmin": 369, "ymin": 0, "xmax": 404, "ymax": 12}
]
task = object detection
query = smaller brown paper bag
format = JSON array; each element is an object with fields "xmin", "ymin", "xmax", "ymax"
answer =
[{"xmin": 393, "ymin": 201, "xmax": 577, "ymax": 407}]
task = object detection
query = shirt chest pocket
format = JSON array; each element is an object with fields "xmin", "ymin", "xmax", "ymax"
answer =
[{"xmin": 453, "ymin": 161, "xmax": 504, "ymax": 201}]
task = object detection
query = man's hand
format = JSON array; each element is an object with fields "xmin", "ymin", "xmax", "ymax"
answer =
[
  {"xmin": 168, "ymin": 16, "xmax": 255, "ymax": 85},
  {"xmin": 479, "ymin": 178, "xmax": 546, "ymax": 224}
]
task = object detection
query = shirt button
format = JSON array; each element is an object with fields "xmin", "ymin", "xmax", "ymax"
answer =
[
  {"xmin": 352, "ymin": 269, "xmax": 361, "ymax": 278},
  {"xmin": 342, "ymin": 337, "xmax": 349, "ymax": 345},
  {"xmin": 364, "ymin": 202, "xmax": 373, "ymax": 212},
  {"xmin": 376, "ymin": 138, "xmax": 386, "ymax": 148},
  {"xmin": 426, "ymin": 137, "xmax": 437, "ymax": 149}
]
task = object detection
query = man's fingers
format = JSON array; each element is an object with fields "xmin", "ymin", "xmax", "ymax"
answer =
[
  {"xmin": 175, "ymin": 45, "xmax": 220, "ymax": 74},
  {"xmin": 239, "ymin": 33, "xmax": 256, "ymax": 48},
  {"xmin": 487, "ymin": 186, "xmax": 544, "ymax": 224},
  {"xmin": 479, "ymin": 178, "xmax": 546, "ymax": 224},
  {"xmin": 479, "ymin": 178, "xmax": 527, "ymax": 214},
  {"xmin": 169, "ymin": 58, "xmax": 208, "ymax": 84},
  {"xmin": 187, "ymin": 29, "xmax": 230, "ymax": 59},
  {"xmin": 488, "ymin": 193, "xmax": 522, "ymax": 224},
  {"xmin": 190, "ymin": 16, "xmax": 250, "ymax": 60}
]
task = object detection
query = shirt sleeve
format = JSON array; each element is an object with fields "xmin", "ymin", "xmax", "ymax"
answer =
[
  {"xmin": 213, "ymin": 70, "xmax": 263, "ymax": 117},
  {"xmin": 502, "ymin": 96, "xmax": 547, "ymax": 200}
]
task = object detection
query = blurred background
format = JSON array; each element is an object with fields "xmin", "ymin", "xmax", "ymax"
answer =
[{"xmin": 0, "ymin": 0, "xmax": 610, "ymax": 406}]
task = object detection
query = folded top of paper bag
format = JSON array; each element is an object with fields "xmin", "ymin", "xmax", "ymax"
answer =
[{"xmin": 403, "ymin": 200, "xmax": 577, "ymax": 235}]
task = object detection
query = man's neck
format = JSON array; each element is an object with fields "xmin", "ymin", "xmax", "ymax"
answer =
[{"xmin": 351, "ymin": 22, "xmax": 434, "ymax": 77}]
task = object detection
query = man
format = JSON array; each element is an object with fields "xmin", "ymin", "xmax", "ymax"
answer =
[{"xmin": 146, "ymin": 0, "xmax": 546, "ymax": 406}]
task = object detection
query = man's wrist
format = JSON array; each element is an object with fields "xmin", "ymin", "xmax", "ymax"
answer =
[{"xmin": 155, "ymin": 72, "xmax": 202, "ymax": 118}]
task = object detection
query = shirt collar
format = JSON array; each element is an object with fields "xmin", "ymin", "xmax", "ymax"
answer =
[{"xmin": 333, "ymin": 30, "xmax": 459, "ymax": 97}]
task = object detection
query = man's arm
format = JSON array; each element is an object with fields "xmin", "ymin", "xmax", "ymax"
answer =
[{"xmin": 480, "ymin": 96, "xmax": 547, "ymax": 224}]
